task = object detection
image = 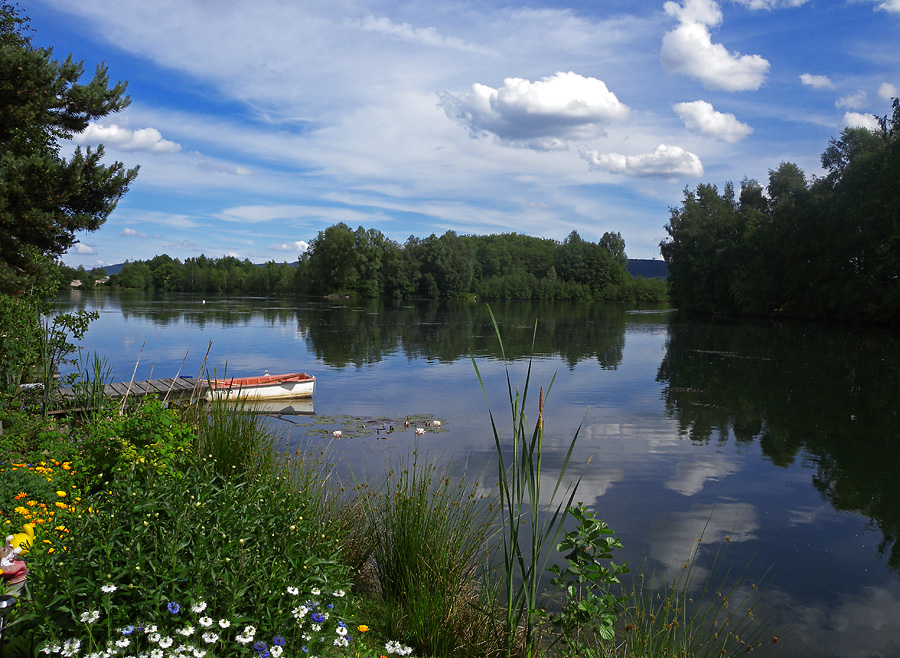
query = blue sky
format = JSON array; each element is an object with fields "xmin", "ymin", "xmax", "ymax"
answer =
[{"xmin": 27, "ymin": 0, "xmax": 900, "ymax": 267}]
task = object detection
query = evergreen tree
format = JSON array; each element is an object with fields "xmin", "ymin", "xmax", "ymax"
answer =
[{"xmin": 0, "ymin": 3, "xmax": 138, "ymax": 293}]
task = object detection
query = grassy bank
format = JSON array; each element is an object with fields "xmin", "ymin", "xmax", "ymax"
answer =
[{"xmin": 1, "ymin": 326, "xmax": 780, "ymax": 658}]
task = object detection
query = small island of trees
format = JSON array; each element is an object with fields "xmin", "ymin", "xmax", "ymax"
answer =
[
  {"xmin": 76, "ymin": 229, "xmax": 668, "ymax": 303},
  {"xmin": 661, "ymin": 99, "xmax": 900, "ymax": 325}
]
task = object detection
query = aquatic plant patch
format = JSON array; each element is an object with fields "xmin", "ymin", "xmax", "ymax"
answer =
[{"xmin": 282, "ymin": 413, "xmax": 447, "ymax": 441}]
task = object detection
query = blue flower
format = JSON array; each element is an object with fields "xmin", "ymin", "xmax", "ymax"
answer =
[
  {"xmin": 337, "ymin": 621, "xmax": 346, "ymax": 628},
  {"xmin": 272, "ymin": 636, "xmax": 286, "ymax": 647},
  {"xmin": 121, "ymin": 626, "xmax": 135, "ymax": 635},
  {"xmin": 167, "ymin": 602, "xmax": 180, "ymax": 614},
  {"xmin": 311, "ymin": 612, "xmax": 325, "ymax": 624},
  {"xmin": 253, "ymin": 641, "xmax": 267, "ymax": 652},
  {"xmin": 301, "ymin": 647, "xmax": 309, "ymax": 653},
  {"xmin": 260, "ymin": 652, "xmax": 270, "ymax": 658},
  {"xmin": 327, "ymin": 603, "xmax": 334, "ymax": 609}
]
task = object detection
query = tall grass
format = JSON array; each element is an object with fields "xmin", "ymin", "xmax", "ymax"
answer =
[
  {"xmin": 68, "ymin": 352, "xmax": 113, "ymax": 415},
  {"xmin": 188, "ymin": 394, "xmax": 282, "ymax": 478},
  {"xmin": 361, "ymin": 449, "xmax": 498, "ymax": 657},
  {"xmin": 472, "ymin": 307, "xmax": 582, "ymax": 658},
  {"xmin": 620, "ymin": 521, "xmax": 780, "ymax": 658}
]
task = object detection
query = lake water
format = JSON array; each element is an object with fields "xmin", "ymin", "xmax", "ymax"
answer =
[{"xmin": 56, "ymin": 291, "xmax": 900, "ymax": 658}]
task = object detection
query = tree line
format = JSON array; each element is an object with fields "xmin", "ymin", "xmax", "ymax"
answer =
[
  {"xmin": 661, "ymin": 99, "xmax": 900, "ymax": 324},
  {"xmin": 92, "ymin": 228, "xmax": 668, "ymax": 302}
]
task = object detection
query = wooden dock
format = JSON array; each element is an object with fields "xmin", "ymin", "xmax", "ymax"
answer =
[{"xmin": 55, "ymin": 377, "xmax": 208, "ymax": 403}]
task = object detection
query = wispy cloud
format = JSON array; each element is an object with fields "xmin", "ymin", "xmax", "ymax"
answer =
[
  {"xmin": 353, "ymin": 16, "xmax": 492, "ymax": 54},
  {"xmin": 120, "ymin": 228, "xmax": 148, "ymax": 238},
  {"xmin": 836, "ymin": 91, "xmax": 868, "ymax": 110},
  {"xmin": 867, "ymin": 0, "xmax": 900, "ymax": 13},
  {"xmin": 878, "ymin": 82, "xmax": 898, "ymax": 100},
  {"xmin": 216, "ymin": 205, "xmax": 312, "ymax": 224},
  {"xmin": 733, "ymin": 0, "xmax": 808, "ymax": 8}
]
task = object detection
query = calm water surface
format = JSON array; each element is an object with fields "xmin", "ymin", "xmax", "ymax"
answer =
[{"xmin": 56, "ymin": 291, "xmax": 900, "ymax": 658}]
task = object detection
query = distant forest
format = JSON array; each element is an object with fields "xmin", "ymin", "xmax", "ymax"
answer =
[
  {"xmin": 65, "ymin": 229, "xmax": 668, "ymax": 302},
  {"xmin": 661, "ymin": 99, "xmax": 900, "ymax": 324}
]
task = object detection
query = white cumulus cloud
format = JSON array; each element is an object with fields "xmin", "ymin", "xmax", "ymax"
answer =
[
  {"xmin": 74, "ymin": 123, "xmax": 181, "ymax": 152},
  {"xmin": 73, "ymin": 243, "xmax": 97, "ymax": 255},
  {"xmin": 579, "ymin": 144, "xmax": 703, "ymax": 178},
  {"xmin": 120, "ymin": 228, "xmax": 148, "ymax": 238},
  {"xmin": 439, "ymin": 71, "xmax": 630, "ymax": 148},
  {"xmin": 878, "ymin": 82, "xmax": 899, "ymax": 100},
  {"xmin": 800, "ymin": 73, "xmax": 835, "ymax": 89},
  {"xmin": 268, "ymin": 241, "xmax": 310, "ymax": 254},
  {"xmin": 673, "ymin": 100, "xmax": 753, "ymax": 142},
  {"xmin": 842, "ymin": 112, "xmax": 879, "ymax": 130},
  {"xmin": 836, "ymin": 91, "xmax": 868, "ymax": 110},
  {"xmin": 660, "ymin": 0, "xmax": 770, "ymax": 91}
]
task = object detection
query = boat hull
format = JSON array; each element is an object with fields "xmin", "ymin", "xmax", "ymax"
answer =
[{"xmin": 205, "ymin": 373, "xmax": 315, "ymax": 401}]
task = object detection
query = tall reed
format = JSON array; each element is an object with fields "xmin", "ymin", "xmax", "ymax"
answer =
[
  {"xmin": 188, "ymin": 392, "xmax": 281, "ymax": 478},
  {"xmin": 472, "ymin": 308, "xmax": 582, "ymax": 658},
  {"xmin": 362, "ymin": 449, "xmax": 497, "ymax": 657},
  {"xmin": 69, "ymin": 351, "xmax": 114, "ymax": 415}
]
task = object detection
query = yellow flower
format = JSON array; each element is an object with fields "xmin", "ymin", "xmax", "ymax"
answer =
[
  {"xmin": 56, "ymin": 491, "xmax": 67, "ymax": 498},
  {"xmin": 62, "ymin": 462, "xmax": 71, "ymax": 470},
  {"xmin": 357, "ymin": 625, "xmax": 370, "ymax": 633},
  {"xmin": 27, "ymin": 500, "xmax": 38, "ymax": 507},
  {"xmin": 55, "ymin": 502, "xmax": 68, "ymax": 509}
]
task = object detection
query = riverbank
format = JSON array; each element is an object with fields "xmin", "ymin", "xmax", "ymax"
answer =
[{"xmin": 1, "ymin": 366, "xmax": 779, "ymax": 658}]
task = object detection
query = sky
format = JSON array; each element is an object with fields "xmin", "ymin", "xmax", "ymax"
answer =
[{"xmin": 24, "ymin": 0, "xmax": 900, "ymax": 268}]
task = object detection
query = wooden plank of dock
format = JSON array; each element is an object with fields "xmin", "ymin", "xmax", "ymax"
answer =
[{"xmin": 55, "ymin": 377, "xmax": 207, "ymax": 404}]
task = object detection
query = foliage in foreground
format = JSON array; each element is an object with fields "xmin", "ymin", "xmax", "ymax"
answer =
[{"xmin": 0, "ymin": 307, "xmax": 784, "ymax": 658}]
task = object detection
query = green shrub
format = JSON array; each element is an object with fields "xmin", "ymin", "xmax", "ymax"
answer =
[
  {"xmin": 76, "ymin": 399, "xmax": 197, "ymax": 488},
  {"xmin": 15, "ymin": 458, "xmax": 350, "ymax": 654}
]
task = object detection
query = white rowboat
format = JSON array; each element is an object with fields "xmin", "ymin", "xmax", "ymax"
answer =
[{"xmin": 205, "ymin": 372, "xmax": 315, "ymax": 401}]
